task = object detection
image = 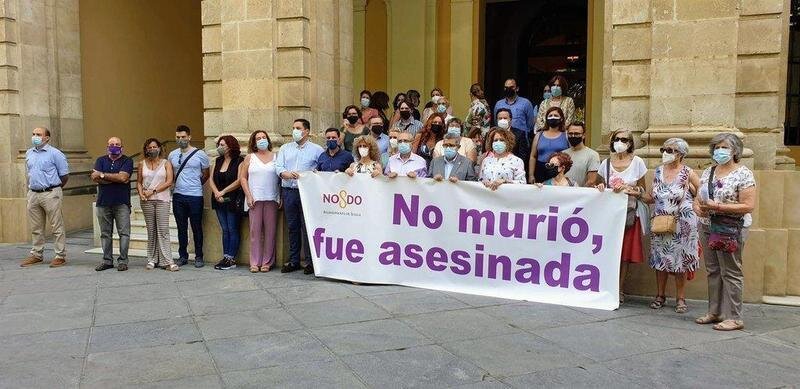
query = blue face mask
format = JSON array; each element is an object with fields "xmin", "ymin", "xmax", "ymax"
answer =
[
  {"xmin": 492, "ymin": 140, "xmax": 506, "ymax": 154},
  {"xmin": 398, "ymin": 142, "xmax": 411, "ymax": 155},
  {"xmin": 713, "ymin": 148, "xmax": 732, "ymax": 165},
  {"xmin": 326, "ymin": 139, "xmax": 338, "ymax": 150},
  {"xmin": 437, "ymin": 104, "xmax": 447, "ymax": 113},
  {"xmin": 551, "ymin": 86, "xmax": 562, "ymax": 97},
  {"xmin": 31, "ymin": 136, "xmax": 43, "ymax": 147},
  {"xmin": 443, "ymin": 147, "xmax": 458, "ymax": 160},
  {"xmin": 292, "ymin": 129, "xmax": 304, "ymax": 143},
  {"xmin": 543, "ymin": 91, "xmax": 552, "ymax": 100},
  {"xmin": 256, "ymin": 139, "xmax": 269, "ymax": 151},
  {"xmin": 447, "ymin": 127, "xmax": 461, "ymax": 137}
]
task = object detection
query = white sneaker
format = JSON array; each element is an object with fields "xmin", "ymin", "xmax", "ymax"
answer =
[{"xmin": 145, "ymin": 262, "xmax": 155, "ymax": 270}]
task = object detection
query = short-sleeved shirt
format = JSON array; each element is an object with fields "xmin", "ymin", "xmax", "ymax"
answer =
[
  {"xmin": 168, "ymin": 147, "xmax": 210, "ymax": 197},
  {"xmin": 563, "ymin": 146, "xmax": 600, "ymax": 187},
  {"xmin": 26, "ymin": 144, "xmax": 69, "ymax": 190},
  {"xmin": 698, "ymin": 165, "xmax": 756, "ymax": 227},
  {"xmin": 393, "ymin": 118, "xmax": 424, "ymax": 137},
  {"xmin": 597, "ymin": 156, "xmax": 647, "ymax": 187},
  {"xmin": 316, "ymin": 149, "xmax": 354, "ymax": 172},
  {"xmin": 433, "ymin": 137, "xmax": 477, "ymax": 159},
  {"xmin": 95, "ymin": 155, "xmax": 134, "ymax": 207}
]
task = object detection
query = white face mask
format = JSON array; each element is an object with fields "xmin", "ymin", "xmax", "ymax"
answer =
[
  {"xmin": 497, "ymin": 119, "xmax": 510, "ymax": 129},
  {"xmin": 613, "ymin": 141, "xmax": 628, "ymax": 154},
  {"xmin": 662, "ymin": 152, "xmax": 676, "ymax": 165},
  {"xmin": 389, "ymin": 138, "xmax": 398, "ymax": 148},
  {"xmin": 358, "ymin": 147, "xmax": 369, "ymax": 158}
]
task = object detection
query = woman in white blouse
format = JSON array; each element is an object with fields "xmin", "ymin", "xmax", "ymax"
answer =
[{"xmin": 479, "ymin": 128, "xmax": 526, "ymax": 190}]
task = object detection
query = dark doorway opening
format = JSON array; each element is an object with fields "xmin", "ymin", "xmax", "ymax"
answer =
[
  {"xmin": 785, "ymin": 0, "xmax": 800, "ymax": 145},
  {"xmin": 483, "ymin": 0, "xmax": 588, "ymax": 121}
]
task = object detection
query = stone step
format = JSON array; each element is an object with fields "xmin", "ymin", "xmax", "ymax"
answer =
[{"xmin": 762, "ymin": 295, "xmax": 800, "ymax": 307}]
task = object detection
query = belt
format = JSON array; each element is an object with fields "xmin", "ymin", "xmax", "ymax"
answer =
[
  {"xmin": 282, "ymin": 187, "xmax": 299, "ymax": 191},
  {"xmin": 30, "ymin": 186, "xmax": 59, "ymax": 193}
]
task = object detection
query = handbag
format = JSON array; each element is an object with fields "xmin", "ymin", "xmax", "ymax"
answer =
[
  {"xmin": 651, "ymin": 167, "xmax": 689, "ymax": 235},
  {"xmin": 607, "ymin": 160, "xmax": 638, "ymax": 227},
  {"xmin": 706, "ymin": 166, "xmax": 743, "ymax": 252}
]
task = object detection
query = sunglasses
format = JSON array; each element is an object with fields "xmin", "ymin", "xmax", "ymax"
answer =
[
  {"xmin": 545, "ymin": 163, "xmax": 560, "ymax": 169},
  {"xmin": 660, "ymin": 147, "xmax": 677, "ymax": 154},
  {"xmin": 612, "ymin": 137, "xmax": 630, "ymax": 143}
]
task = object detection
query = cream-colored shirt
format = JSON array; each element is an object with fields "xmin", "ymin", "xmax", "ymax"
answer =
[{"xmin": 433, "ymin": 137, "xmax": 476, "ymax": 159}]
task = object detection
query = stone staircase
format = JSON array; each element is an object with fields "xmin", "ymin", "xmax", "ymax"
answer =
[{"xmin": 85, "ymin": 195, "xmax": 193, "ymax": 259}]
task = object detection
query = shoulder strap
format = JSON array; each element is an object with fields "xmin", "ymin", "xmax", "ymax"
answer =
[
  {"xmin": 708, "ymin": 166, "xmax": 716, "ymax": 197},
  {"xmin": 174, "ymin": 148, "xmax": 200, "ymax": 183},
  {"xmin": 605, "ymin": 158, "xmax": 610, "ymax": 184}
]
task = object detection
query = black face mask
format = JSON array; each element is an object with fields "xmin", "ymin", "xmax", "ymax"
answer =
[
  {"xmin": 544, "ymin": 165, "xmax": 560, "ymax": 180},
  {"xmin": 431, "ymin": 124, "xmax": 443, "ymax": 135},
  {"xmin": 371, "ymin": 125, "xmax": 383, "ymax": 134},
  {"xmin": 346, "ymin": 116, "xmax": 359, "ymax": 125},
  {"xmin": 400, "ymin": 111, "xmax": 411, "ymax": 120},
  {"xmin": 546, "ymin": 118, "xmax": 562, "ymax": 128},
  {"xmin": 504, "ymin": 87, "xmax": 516, "ymax": 98},
  {"xmin": 568, "ymin": 136, "xmax": 583, "ymax": 147}
]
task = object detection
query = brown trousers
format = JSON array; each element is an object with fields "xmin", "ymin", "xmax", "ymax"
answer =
[
  {"xmin": 27, "ymin": 188, "xmax": 66, "ymax": 259},
  {"xmin": 699, "ymin": 223, "xmax": 748, "ymax": 321}
]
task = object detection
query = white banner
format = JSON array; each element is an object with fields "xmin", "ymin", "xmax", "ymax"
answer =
[{"xmin": 299, "ymin": 172, "xmax": 627, "ymax": 310}]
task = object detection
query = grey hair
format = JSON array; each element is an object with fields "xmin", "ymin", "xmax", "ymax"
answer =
[
  {"xmin": 663, "ymin": 138, "xmax": 689, "ymax": 156},
  {"xmin": 708, "ymin": 132, "xmax": 743, "ymax": 163},
  {"xmin": 443, "ymin": 132, "xmax": 460, "ymax": 141}
]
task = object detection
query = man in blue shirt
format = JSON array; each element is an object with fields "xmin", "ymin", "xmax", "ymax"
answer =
[
  {"xmin": 493, "ymin": 78, "xmax": 536, "ymax": 134},
  {"xmin": 367, "ymin": 116, "xmax": 390, "ymax": 154},
  {"xmin": 276, "ymin": 118, "xmax": 324, "ymax": 274},
  {"xmin": 168, "ymin": 125, "xmax": 210, "ymax": 267},
  {"xmin": 316, "ymin": 128, "xmax": 354, "ymax": 172},
  {"xmin": 21, "ymin": 127, "xmax": 70, "ymax": 268},
  {"xmin": 92, "ymin": 137, "xmax": 134, "ymax": 272}
]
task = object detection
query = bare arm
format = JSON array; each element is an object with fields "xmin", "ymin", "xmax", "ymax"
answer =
[
  {"xmin": 154, "ymin": 162, "xmax": 173, "ymax": 193},
  {"xmin": 527, "ymin": 133, "xmax": 539, "ymax": 183},
  {"xmin": 240, "ymin": 155, "xmax": 252, "ymax": 199},
  {"xmin": 201, "ymin": 168, "xmax": 210, "ymax": 185}
]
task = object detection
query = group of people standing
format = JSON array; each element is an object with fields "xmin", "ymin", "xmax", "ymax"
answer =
[{"xmin": 20, "ymin": 75, "xmax": 756, "ymax": 331}]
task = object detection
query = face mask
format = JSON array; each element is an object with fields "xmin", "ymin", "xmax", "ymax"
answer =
[
  {"xmin": 146, "ymin": 149, "xmax": 160, "ymax": 158},
  {"xmin": 326, "ymin": 139, "xmax": 338, "ymax": 150},
  {"xmin": 546, "ymin": 116, "xmax": 562, "ymax": 128},
  {"xmin": 568, "ymin": 136, "xmax": 583, "ymax": 147},
  {"xmin": 400, "ymin": 110, "xmax": 411, "ymax": 120},
  {"xmin": 389, "ymin": 138, "xmax": 398, "ymax": 148},
  {"xmin": 292, "ymin": 129, "xmax": 304, "ymax": 142},
  {"xmin": 216, "ymin": 146, "xmax": 225, "ymax": 156},
  {"xmin": 543, "ymin": 91, "xmax": 552, "ymax": 100},
  {"xmin": 447, "ymin": 127, "xmax": 461, "ymax": 137},
  {"xmin": 492, "ymin": 140, "xmax": 506, "ymax": 154},
  {"xmin": 371, "ymin": 125, "xmax": 383, "ymax": 135},
  {"xmin": 613, "ymin": 141, "xmax": 628, "ymax": 154},
  {"xmin": 497, "ymin": 119, "xmax": 510, "ymax": 129},
  {"xmin": 551, "ymin": 85, "xmax": 562, "ymax": 97},
  {"xmin": 360, "ymin": 97, "xmax": 370, "ymax": 107},
  {"xmin": 346, "ymin": 116, "xmax": 358, "ymax": 125},
  {"xmin": 443, "ymin": 147, "xmax": 458, "ymax": 160},
  {"xmin": 713, "ymin": 148, "xmax": 732, "ymax": 165},
  {"xmin": 358, "ymin": 147, "xmax": 369, "ymax": 158},
  {"xmin": 431, "ymin": 95, "xmax": 442, "ymax": 104},
  {"xmin": 107, "ymin": 145, "xmax": 122, "ymax": 155},
  {"xmin": 545, "ymin": 165, "xmax": 560, "ymax": 179},
  {"xmin": 31, "ymin": 136, "xmax": 43, "ymax": 147},
  {"xmin": 256, "ymin": 139, "xmax": 269, "ymax": 151},
  {"xmin": 431, "ymin": 124, "xmax": 443, "ymax": 135},
  {"xmin": 662, "ymin": 152, "xmax": 676, "ymax": 165},
  {"xmin": 435, "ymin": 104, "xmax": 446, "ymax": 113},
  {"xmin": 176, "ymin": 139, "xmax": 190, "ymax": 149},
  {"xmin": 504, "ymin": 87, "xmax": 516, "ymax": 98},
  {"xmin": 398, "ymin": 142, "xmax": 411, "ymax": 155}
]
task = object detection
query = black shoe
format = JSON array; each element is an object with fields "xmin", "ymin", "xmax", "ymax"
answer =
[
  {"xmin": 117, "ymin": 263, "xmax": 128, "ymax": 271},
  {"xmin": 303, "ymin": 264, "xmax": 314, "ymax": 275},
  {"xmin": 281, "ymin": 263, "xmax": 300, "ymax": 273},
  {"xmin": 176, "ymin": 258, "xmax": 188, "ymax": 267},
  {"xmin": 194, "ymin": 258, "xmax": 205, "ymax": 268},
  {"xmin": 95, "ymin": 263, "xmax": 114, "ymax": 271},
  {"xmin": 214, "ymin": 257, "xmax": 236, "ymax": 270}
]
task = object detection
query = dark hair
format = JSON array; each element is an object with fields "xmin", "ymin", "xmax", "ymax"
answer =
[
  {"xmin": 370, "ymin": 91, "xmax": 390, "ymax": 110},
  {"xmin": 544, "ymin": 106, "xmax": 566, "ymax": 132},
  {"xmin": 342, "ymin": 105, "xmax": 362, "ymax": 119},
  {"xmin": 398, "ymin": 100, "xmax": 413, "ymax": 110},
  {"xmin": 142, "ymin": 138, "xmax": 162, "ymax": 156},
  {"xmin": 466, "ymin": 126, "xmax": 482, "ymax": 139},
  {"xmin": 325, "ymin": 127, "xmax": 341, "ymax": 137},
  {"xmin": 568, "ymin": 121, "xmax": 587, "ymax": 134},
  {"xmin": 504, "ymin": 77, "xmax": 517, "ymax": 85},
  {"xmin": 549, "ymin": 75, "xmax": 569, "ymax": 92},
  {"xmin": 216, "ymin": 135, "xmax": 241, "ymax": 160},
  {"xmin": 360, "ymin": 90, "xmax": 371, "ymax": 99},
  {"xmin": 175, "ymin": 125, "xmax": 191, "ymax": 134},
  {"xmin": 496, "ymin": 108, "xmax": 513, "ymax": 120},
  {"xmin": 417, "ymin": 113, "xmax": 447, "ymax": 146},
  {"xmin": 406, "ymin": 89, "xmax": 421, "ymax": 106},
  {"xmin": 392, "ymin": 93, "xmax": 407, "ymax": 110},
  {"xmin": 430, "ymin": 87, "xmax": 443, "ymax": 97},
  {"xmin": 609, "ymin": 129, "xmax": 635, "ymax": 154},
  {"xmin": 549, "ymin": 151, "xmax": 573, "ymax": 174},
  {"xmin": 248, "ymin": 130, "xmax": 272, "ymax": 153},
  {"xmin": 470, "ymin": 83, "xmax": 485, "ymax": 100},
  {"xmin": 294, "ymin": 118, "xmax": 310, "ymax": 130},
  {"xmin": 447, "ymin": 117, "xmax": 463, "ymax": 128}
]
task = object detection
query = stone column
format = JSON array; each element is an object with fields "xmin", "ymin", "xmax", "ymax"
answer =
[{"xmin": 0, "ymin": 0, "xmax": 91, "ymax": 243}]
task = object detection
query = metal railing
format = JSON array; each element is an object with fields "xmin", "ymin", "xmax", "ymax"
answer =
[{"xmin": 62, "ymin": 140, "xmax": 205, "ymax": 196}]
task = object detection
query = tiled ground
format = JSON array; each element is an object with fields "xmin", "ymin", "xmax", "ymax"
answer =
[{"xmin": 1, "ymin": 230, "xmax": 799, "ymax": 388}]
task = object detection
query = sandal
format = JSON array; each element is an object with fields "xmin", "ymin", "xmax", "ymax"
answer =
[
  {"xmin": 713, "ymin": 319, "xmax": 744, "ymax": 331},
  {"xmin": 675, "ymin": 298, "xmax": 688, "ymax": 314},
  {"xmin": 167, "ymin": 264, "xmax": 180, "ymax": 272},
  {"xmin": 695, "ymin": 313, "xmax": 722, "ymax": 324},
  {"xmin": 260, "ymin": 265, "xmax": 271, "ymax": 272},
  {"xmin": 649, "ymin": 296, "xmax": 666, "ymax": 309},
  {"xmin": 250, "ymin": 266, "xmax": 259, "ymax": 273}
]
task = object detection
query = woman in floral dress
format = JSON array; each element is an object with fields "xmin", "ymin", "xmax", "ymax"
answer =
[{"xmin": 645, "ymin": 138, "xmax": 700, "ymax": 313}]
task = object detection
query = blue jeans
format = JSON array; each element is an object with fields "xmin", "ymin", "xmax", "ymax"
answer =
[
  {"xmin": 282, "ymin": 188, "xmax": 308, "ymax": 266},
  {"xmin": 215, "ymin": 208, "xmax": 241, "ymax": 258},
  {"xmin": 172, "ymin": 193, "xmax": 204, "ymax": 260}
]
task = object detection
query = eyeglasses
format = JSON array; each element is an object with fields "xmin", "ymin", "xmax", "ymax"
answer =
[
  {"xmin": 443, "ymin": 144, "xmax": 459, "ymax": 148},
  {"xmin": 660, "ymin": 147, "xmax": 677, "ymax": 154},
  {"xmin": 545, "ymin": 163, "xmax": 560, "ymax": 169},
  {"xmin": 612, "ymin": 137, "xmax": 630, "ymax": 143},
  {"xmin": 397, "ymin": 139, "xmax": 412, "ymax": 144}
]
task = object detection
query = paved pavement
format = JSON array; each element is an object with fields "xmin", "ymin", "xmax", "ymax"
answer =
[{"xmin": 1, "ymin": 230, "xmax": 800, "ymax": 388}]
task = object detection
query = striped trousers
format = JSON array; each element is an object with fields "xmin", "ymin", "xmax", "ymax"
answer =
[{"xmin": 140, "ymin": 200, "xmax": 174, "ymax": 266}]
